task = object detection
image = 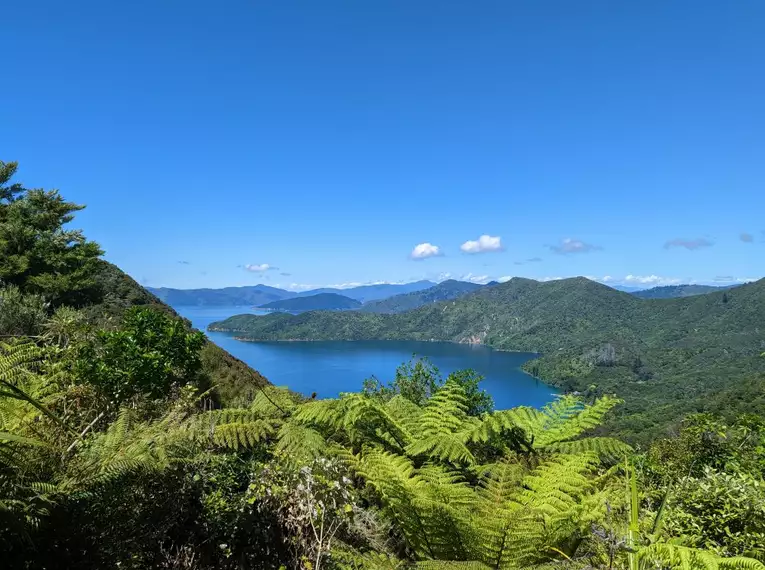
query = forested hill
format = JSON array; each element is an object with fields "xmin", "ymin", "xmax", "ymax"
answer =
[
  {"xmin": 360, "ymin": 279, "xmax": 484, "ymax": 313},
  {"xmin": 259, "ymin": 292, "xmax": 361, "ymax": 311},
  {"xmin": 632, "ymin": 283, "xmax": 733, "ymax": 299},
  {"xmin": 211, "ymin": 277, "xmax": 765, "ymax": 441},
  {"xmin": 93, "ymin": 261, "xmax": 270, "ymax": 402}
]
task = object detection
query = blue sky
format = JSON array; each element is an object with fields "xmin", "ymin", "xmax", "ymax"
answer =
[{"xmin": 3, "ymin": 0, "xmax": 763, "ymax": 290}]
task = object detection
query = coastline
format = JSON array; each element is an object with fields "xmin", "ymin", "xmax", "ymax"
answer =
[{"xmin": 208, "ymin": 331, "xmax": 557, "ymax": 385}]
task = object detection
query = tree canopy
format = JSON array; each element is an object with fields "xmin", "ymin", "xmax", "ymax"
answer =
[{"xmin": 0, "ymin": 160, "xmax": 103, "ymax": 307}]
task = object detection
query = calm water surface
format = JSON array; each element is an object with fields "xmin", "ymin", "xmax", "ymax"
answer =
[{"xmin": 176, "ymin": 306, "xmax": 557, "ymax": 409}]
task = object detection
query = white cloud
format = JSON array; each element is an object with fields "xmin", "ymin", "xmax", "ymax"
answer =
[
  {"xmin": 460, "ymin": 235, "xmax": 503, "ymax": 254},
  {"xmin": 410, "ymin": 242, "xmax": 442, "ymax": 260},
  {"xmin": 284, "ymin": 283, "xmax": 318, "ymax": 291},
  {"xmin": 622, "ymin": 274, "xmax": 682, "ymax": 286},
  {"xmin": 497, "ymin": 276, "xmax": 513, "ymax": 283},
  {"xmin": 460, "ymin": 273, "xmax": 491, "ymax": 284},
  {"xmin": 548, "ymin": 238, "xmax": 600, "ymax": 255},
  {"xmin": 663, "ymin": 238, "xmax": 714, "ymax": 250},
  {"xmin": 244, "ymin": 263, "xmax": 275, "ymax": 272},
  {"xmin": 327, "ymin": 280, "xmax": 409, "ymax": 289}
]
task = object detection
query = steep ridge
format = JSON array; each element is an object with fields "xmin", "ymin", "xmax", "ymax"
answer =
[
  {"xmin": 95, "ymin": 261, "xmax": 270, "ymax": 403},
  {"xmin": 360, "ymin": 279, "xmax": 484, "ymax": 313},
  {"xmin": 260, "ymin": 292, "xmax": 361, "ymax": 311},
  {"xmin": 297, "ymin": 280, "xmax": 436, "ymax": 302}
]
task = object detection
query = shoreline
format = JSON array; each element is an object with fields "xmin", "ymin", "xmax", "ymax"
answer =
[
  {"xmin": 220, "ymin": 333, "xmax": 540, "ymax": 356},
  {"xmin": 203, "ymin": 326, "xmax": 568, "ymax": 393}
]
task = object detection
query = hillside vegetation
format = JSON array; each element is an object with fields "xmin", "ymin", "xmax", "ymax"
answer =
[
  {"xmin": 259, "ymin": 292, "xmax": 361, "ymax": 311},
  {"xmin": 211, "ymin": 277, "xmax": 765, "ymax": 441},
  {"xmin": 361, "ymin": 279, "xmax": 484, "ymax": 313},
  {"xmin": 632, "ymin": 284, "xmax": 733, "ymax": 299}
]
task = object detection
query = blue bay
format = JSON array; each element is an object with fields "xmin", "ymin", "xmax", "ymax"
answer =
[{"xmin": 176, "ymin": 306, "xmax": 558, "ymax": 409}]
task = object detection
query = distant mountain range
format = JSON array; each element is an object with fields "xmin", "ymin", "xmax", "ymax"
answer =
[
  {"xmin": 631, "ymin": 284, "xmax": 733, "ymax": 299},
  {"xmin": 259, "ymin": 293, "xmax": 361, "ymax": 312},
  {"xmin": 149, "ymin": 279, "xmax": 741, "ymax": 312},
  {"xmin": 209, "ymin": 277, "xmax": 765, "ymax": 443},
  {"xmin": 298, "ymin": 280, "xmax": 435, "ymax": 303},
  {"xmin": 147, "ymin": 280, "xmax": 435, "ymax": 307}
]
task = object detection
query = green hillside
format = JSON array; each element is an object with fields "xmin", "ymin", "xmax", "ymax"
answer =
[
  {"xmin": 259, "ymin": 292, "xmax": 361, "ymax": 311},
  {"xmin": 633, "ymin": 284, "xmax": 733, "ymax": 299},
  {"xmin": 94, "ymin": 261, "xmax": 269, "ymax": 402},
  {"xmin": 211, "ymin": 277, "xmax": 765, "ymax": 441},
  {"xmin": 360, "ymin": 279, "xmax": 483, "ymax": 313}
]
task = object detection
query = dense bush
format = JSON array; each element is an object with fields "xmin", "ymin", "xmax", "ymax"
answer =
[{"xmin": 74, "ymin": 307, "xmax": 205, "ymax": 406}]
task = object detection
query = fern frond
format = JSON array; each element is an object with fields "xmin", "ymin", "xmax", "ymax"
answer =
[
  {"xmin": 469, "ymin": 457, "xmax": 526, "ymax": 567},
  {"xmin": 637, "ymin": 544, "xmax": 765, "ymax": 570},
  {"xmin": 294, "ymin": 394, "xmax": 413, "ymax": 453},
  {"xmin": 210, "ymin": 420, "xmax": 276, "ymax": 450},
  {"xmin": 355, "ymin": 449, "xmax": 441, "ymax": 558},
  {"xmin": 414, "ymin": 465, "xmax": 476, "ymax": 558},
  {"xmin": 404, "ymin": 381, "xmax": 475, "ymax": 465},
  {"xmin": 533, "ymin": 395, "xmax": 621, "ymax": 448},
  {"xmin": 275, "ymin": 422, "xmax": 327, "ymax": 467},
  {"xmin": 406, "ymin": 432, "xmax": 476, "ymax": 465},
  {"xmin": 544, "ymin": 436, "xmax": 632, "ymax": 462},
  {"xmin": 416, "ymin": 562, "xmax": 491, "ymax": 570},
  {"xmin": 250, "ymin": 385, "xmax": 298, "ymax": 417},
  {"xmin": 462, "ymin": 410, "xmax": 530, "ymax": 453},
  {"xmin": 385, "ymin": 395, "xmax": 425, "ymax": 438}
]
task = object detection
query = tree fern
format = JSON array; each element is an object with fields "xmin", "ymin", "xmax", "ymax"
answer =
[
  {"xmin": 384, "ymin": 394, "xmax": 425, "ymax": 439},
  {"xmin": 637, "ymin": 544, "xmax": 765, "ymax": 570},
  {"xmin": 544, "ymin": 436, "xmax": 633, "ymax": 462},
  {"xmin": 275, "ymin": 421, "xmax": 327, "ymax": 467},
  {"xmin": 295, "ymin": 393, "xmax": 414, "ymax": 453},
  {"xmin": 405, "ymin": 381, "xmax": 476, "ymax": 466},
  {"xmin": 250, "ymin": 385, "xmax": 299, "ymax": 417},
  {"xmin": 65, "ymin": 406, "xmax": 195, "ymax": 491},
  {"xmin": 0, "ymin": 341, "xmax": 66, "ymax": 431},
  {"xmin": 532, "ymin": 395, "xmax": 622, "ymax": 448},
  {"xmin": 354, "ymin": 449, "xmax": 442, "ymax": 558},
  {"xmin": 470, "ymin": 457, "xmax": 526, "ymax": 568},
  {"xmin": 189, "ymin": 408, "xmax": 280, "ymax": 450}
]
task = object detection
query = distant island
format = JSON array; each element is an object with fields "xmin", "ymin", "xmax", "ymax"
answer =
[
  {"xmin": 258, "ymin": 292, "xmax": 361, "ymax": 312},
  {"xmin": 631, "ymin": 284, "xmax": 733, "ymax": 299}
]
